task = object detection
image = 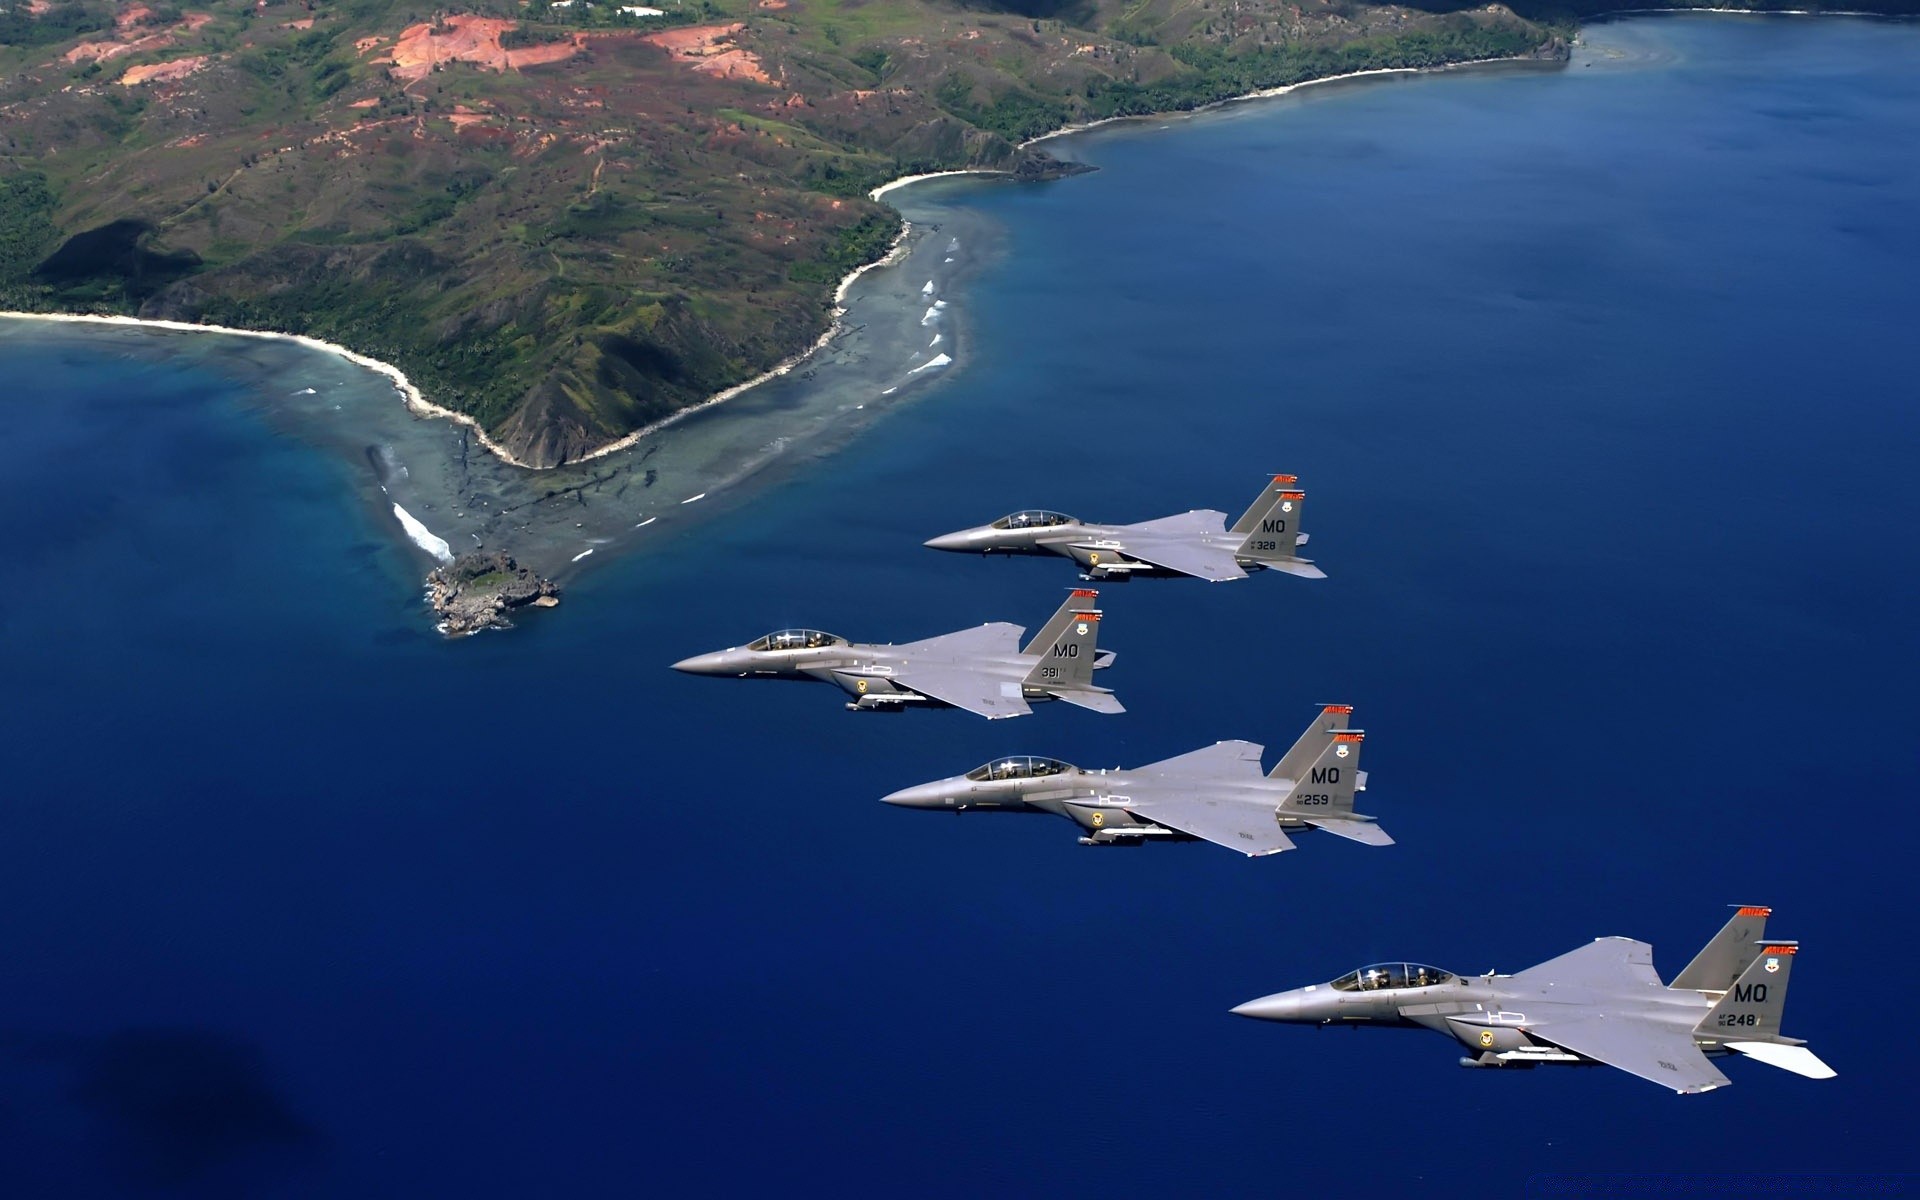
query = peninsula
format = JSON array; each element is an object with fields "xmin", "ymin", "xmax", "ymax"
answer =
[{"xmin": 2, "ymin": 0, "xmax": 1563, "ymax": 468}]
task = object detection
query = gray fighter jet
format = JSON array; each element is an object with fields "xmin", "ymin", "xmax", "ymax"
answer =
[
  {"xmin": 880, "ymin": 705, "xmax": 1384, "ymax": 854},
  {"xmin": 670, "ymin": 589, "xmax": 1121, "ymax": 718},
  {"xmin": 922, "ymin": 475, "xmax": 1324, "ymax": 582},
  {"xmin": 1231, "ymin": 906, "xmax": 1836, "ymax": 1094}
]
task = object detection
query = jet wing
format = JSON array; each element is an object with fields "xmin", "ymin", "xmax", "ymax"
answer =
[
  {"xmin": 1125, "ymin": 790, "xmax": 1296, "ymax": 857},
  {"xmin": 1527, "ymin": 1016, "xmax": 1732, "ymax": 1095},
  {"xmin": 889, "ymin": 663, "xmax": 1032, "ymax": 719},
  {"xmin": 1136, "ymin": 740, "xmax": 1267, "ymax": 779},
  {"xmin": 1067, "ymin": 511, "xmax": 1247, "ymax": 582},
  {"xmin": 1511, "ymin": 938, "xmax": 1665, "ymax": 992},
  {"xmin": 1124, "ymin": 747, "xmax": 1290, "ymax": 856},
  {"xmin": 1101, "ymin": 536, "xmax": 1248, "ymax": 582},
  {"xmin": 1120, "ymin": 509, "xmax": 1230, "ymax": 538},
  {"xmin": 896, "ymin": 621, "xmax": 1024, "ymax": 660}
]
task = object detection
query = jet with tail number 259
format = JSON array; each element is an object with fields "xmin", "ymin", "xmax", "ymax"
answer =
[
  {"xmin": 923, "ymin": 475, "xmax": 1324, "ymax": 583},
  {"xmin": 1230, "ymin": 906, "xmax": 1835, "ymax": 1094},
  {"xmin": 670, "ymin": 590, "xmax": 1121, "ymax": 719},
  {"xmin": 881, "ymin": 705, "xmax": 1383, "ymax": 854}
]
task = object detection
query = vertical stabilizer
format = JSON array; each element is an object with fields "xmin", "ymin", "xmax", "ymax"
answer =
[
  {"xmin": 1022, "ymin": 588, "xmax": 1100, "ymax": 657},
  {"xmin": 1269, "ymin": 705, "xmax": 1352, "ymax": 781},
  {"xmin": 1233, "ymin": 479, "xmax": 1322, "ymax": 576},
  {"xmin": 1231, "ymin": 475, "xmax": 1301, "ymax": 534},
  {"xmin": 1024, "ymin": 608, "xmax": 1100, "ymax": 689},
  {"xmin": 1695, "ymin": 943, "xmax": 1798, "ymax": 1042},
  {"xmin": 1672, "ymin": 906, "xmax": 1772, "ymax": 993},
  {"xmin": 1278, "ymin": 731, "xmax": 1364, "ymax": 816}
]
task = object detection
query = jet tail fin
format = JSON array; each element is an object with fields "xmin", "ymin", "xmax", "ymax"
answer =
[
  {"xmin": 1277, "ymin": 731, "xmax": 1365, "ymax": 817},
  {"xmin": 1672, "ymin": 906, "xmax": 1772, "ymax": 992},
  {"xmin": 1232, "ymin": 477, "xmax": 1319, "ymax": 573},
  {"xmin": 1269, "ymin": 704, "xmax": 1352, "ymax": 781},
  {"xmin": 1694, "ymin": 942, "xmax": 1802, "ymax": 1044},
  {"xmin": 1021, "ymin": 589, "xmax": 1099, "ymax": 657},
  {"xmin": 1230, "ymin": 475, "xmax": 1299, "ymax": 533},
  {"xmin": 1023, "ymin": 606, "xmax": 1101, "ymax": 690}
]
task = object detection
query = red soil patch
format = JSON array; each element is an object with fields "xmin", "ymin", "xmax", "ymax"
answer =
[
  {"xmin": 64, "ymin": 9, "xmax": 210, "ymax": 64},
  {"xmin": 65, "ymin": 30, "xmax": 169, "ymax": 62},
  {"xmin": 347, "ymin": 96, "xmax": 380, "ymax": 108},
  {"xmin": 282, "ymin": 18, "xmax": 316, "ymax": 30},
  {"xmin": 641, "ymin": 22, "xmax": 772, "ymax": 86},
  {"xmin": 374, "ymin": 15, "xmax": 591, "ymax": 84},
  {"xmin": 120, "ymin": 54, "xmax": 208, "ymax": 85}
]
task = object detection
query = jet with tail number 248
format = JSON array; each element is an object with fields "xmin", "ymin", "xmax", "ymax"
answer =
[
  {"xmin": 923, "ymin": 475, "xmax": 1324, "ymax": 583},
  {"xmin": 881, "ymin": 705, "xmax": 1383, "ymax": 854},
  {"xmin": 1230, "ymin": 906, "xmax": 1835, "ymax": 1094},
  {"xmin": 670, "ymin": 590, "xmax": 1121, "ymax": 719}
]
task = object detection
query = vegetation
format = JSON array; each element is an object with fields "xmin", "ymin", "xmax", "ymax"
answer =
[{"xmin": 0, "ymin": 0, "xmax": 1575, "ymax": 464}]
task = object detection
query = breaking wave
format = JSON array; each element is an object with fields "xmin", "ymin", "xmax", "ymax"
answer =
[{"xmin": 392, "ymin": 504, "xmax": 453, "ymax": 563}]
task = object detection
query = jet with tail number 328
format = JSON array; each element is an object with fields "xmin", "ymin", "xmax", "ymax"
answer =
[
  {"xmin": 1230, "ymin": 906, "xmax": 1835, "ymax": 1094},
  {"xmin": 923, "ymin": 475, "xmax": 1324, "ymax": 583}
]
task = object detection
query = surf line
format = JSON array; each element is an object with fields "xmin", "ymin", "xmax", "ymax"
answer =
[{"xmin": 0, "ymin": 310, "xmax": 540, "ymax": 470}]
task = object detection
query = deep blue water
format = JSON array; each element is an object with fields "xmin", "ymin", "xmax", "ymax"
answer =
[{"xmin": 3, "ymin": 15, "xmax": 1917, "ymax": 1196}]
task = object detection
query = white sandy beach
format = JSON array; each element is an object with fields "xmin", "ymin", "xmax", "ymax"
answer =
[{"xmin": 0, "ymin": 310, "xmax": 538, "ymax": 468}]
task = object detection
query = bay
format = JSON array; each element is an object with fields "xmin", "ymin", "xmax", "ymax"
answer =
[{"xmin": 1, "ymin": 15, "xmax": 1916, "ymax": 1195}]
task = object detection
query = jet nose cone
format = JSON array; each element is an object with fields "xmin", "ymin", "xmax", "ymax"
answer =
[
  {"xmin": 923, "ymin": 528, "xmax": 983, "ymax": 553},
  {"xmin": 1230, "ymin": 992, "xmax": 1304, "ymax": 1022},
  {"xmin": 880, "ymin": 780, "xmax": 958, "ymax": 809},
  {"xmin": 671, "ymin": 649, "xmax": 739, "ymax": 675}
]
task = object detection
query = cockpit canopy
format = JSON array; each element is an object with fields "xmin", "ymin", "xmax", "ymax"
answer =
[
  {"xmin": 746, "ymin": 629, "xmax": 846, "ymax": 652},
  {"xmin": 990, "ymin": 510, "xmax": 1077, "ymax": 531},
  {"xmin": 1330, "ymin": 963, "xmax": 1454, "ymax": 992},
  {"xmin": 965, "ymin": 756, "xmax": 1076, "ymax": 782}
]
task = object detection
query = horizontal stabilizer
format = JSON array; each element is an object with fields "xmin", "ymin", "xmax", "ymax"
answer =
[
  {"xmin": 1303, "ymin": 818, "xmax": 1393, "ymax": 847},
  {"xmin": 1726, "ymin": 1042, "xmax": 1836, "ymax": 1080},
  {"xmin": 1050, "ymin": 689, "xmax": 1125, "ymax": 715},
  {"xmin": 1262, "ymin": 559, "xmax": 1326, "ymax": 580}
]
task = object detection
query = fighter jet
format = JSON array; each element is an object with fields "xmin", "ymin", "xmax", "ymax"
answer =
[
  {"xmin": 1230, "ymin": 906, "xmax": 1836, "ymax": 1094},
  {"xmin": 922, "ymin": 475, "xmax": 1324, "ymax": 583},
  {"xmin": 880, "ymin": 704, "xmax": 1384, "ymax": 854},
  {"xmin": 669, "ymin": 589, "xmax": 1121, "ymax": 718}
]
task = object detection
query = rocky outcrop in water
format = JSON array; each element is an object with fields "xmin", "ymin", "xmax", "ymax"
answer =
[{"xmin": 426, "ymin": 552, "xmax": 559, "ymax": 637}]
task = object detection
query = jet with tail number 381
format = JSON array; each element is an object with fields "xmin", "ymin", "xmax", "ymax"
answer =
[
  {"xmin": 1230, "ymin": 906, "xmax": 1835, "ymax": 1094},
  {"xmin": 670, "ymin": 590, "xmax": 1121, "ymax": 719},
  {"xmin": 881, "ymin": 704, "xmax": 1383, "ymax": 854}
]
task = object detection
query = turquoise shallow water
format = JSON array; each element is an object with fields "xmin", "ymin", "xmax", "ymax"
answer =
[{"xmin": 1, "ymin": 16, "xmax": 1917, "ymax": 1195}]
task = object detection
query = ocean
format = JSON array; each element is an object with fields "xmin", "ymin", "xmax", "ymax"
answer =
[{"xmin": 1, "ymin": 15, "xmax": 1915, "ymax": 1196}]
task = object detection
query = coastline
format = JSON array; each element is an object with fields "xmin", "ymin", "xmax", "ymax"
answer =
[
  {"xmin": 0, "ymin": 311, "xmax": 540, "ymax": 469},
  {"xmin": 1, "ymin": 52, "xmax": 1553, "ymax": 488},
  {"xmin": 540, "ymin": 218, "xmax": 919, "ymax": 469}
]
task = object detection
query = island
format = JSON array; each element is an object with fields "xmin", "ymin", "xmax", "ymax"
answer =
[
  {"xmin": 3, "ymin": 0, "xmax": 1563, "ymax": 469},
  {"xmin": 426, "ymin": 550, "xmax": 561, "ymax": 636}
]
